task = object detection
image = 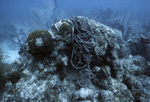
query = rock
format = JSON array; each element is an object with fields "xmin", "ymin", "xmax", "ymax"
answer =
[
  {"xmin": 113, "ymin": 28, "xmax": 124, "ymax": 43},
  {"xmin": 140, "ymin": 35, "xmax": 150, "ymax": 43},
  {"xmin": 99, "ymin": 90, "xmax": 115, "ymax": 102},
  {"xmin": 25, "ymin": 30, "xmax": 54, "ymax": 59},
  {"xmin": 49, "ymin": 16, "xmax": 116, "ymax": 70},
  {"xmin": 123, "ymin": 55, "xmax": 148, "ymax": 76},
  {"xmin": 7, "ymin": 71, "xmax": 21, "ymax": 84},
  {"xmin": 0, "ymin": 74, "xmax": 6, "ymax": 91},
  {"xmin": 1, "ymin": 16, "xmax": 150, "ymax": 102},
  {"xmin": 98, "ymin": 78, "xmax": 135, "ymax": 102},
  {"xmin": 121, "ymin": 55, "xmax": 150, "ymax": 102},
  {"xmin": 124, "ymin": 75, "xmax": 150, "ymax": 102},
  {"xmin": 73, "ymin": 88, "xmax": 96, "ymax": 101},
  {"xmin": 93, "ymin": 66, "xmax": 111, "ymax": 78},
  {"xmin": 116, "ymin": 43, "xmax": 131, "ymax": 58},
  {"xmin": 112, "ymin": 55, "xmax": 148, "ymax": 82},
  {"xmin": 139, "ymin": 35, "xmax": 150, "ymax": 60}
]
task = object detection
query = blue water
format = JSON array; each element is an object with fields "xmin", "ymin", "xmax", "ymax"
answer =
[
  {"xmin": 0, "ymin": 0, "xmax": 150, "ymax": 63},
  {"xmin": 0, "ymin": 0, "xmax": 149, "ymax": 24}
]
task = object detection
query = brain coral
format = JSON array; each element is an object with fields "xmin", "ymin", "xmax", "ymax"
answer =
[{"xmin": 25, "ymin": 30, "xmax": 54, "ymax": 59}]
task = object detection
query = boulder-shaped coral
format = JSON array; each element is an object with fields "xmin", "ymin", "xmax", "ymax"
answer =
[
  {"xmin": 49, "ymin": 16, "xmax": 116, "ymax": 69},
  {"xmin": 25, "ymin": 30, "xmax": 54, "ymax": 59}
]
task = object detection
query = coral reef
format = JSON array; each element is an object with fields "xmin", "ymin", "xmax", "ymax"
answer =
[
  {"xmin": 7, "ymin": 71, "xmax": 21, "ymax": 84},
  {"xmin": 0, "ymin": 16, "xmax": 149, "ymax": 102}
]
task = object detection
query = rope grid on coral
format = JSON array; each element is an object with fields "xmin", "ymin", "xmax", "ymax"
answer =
[
  {"xmin": 70, "ymin": 17, "xmax": 98, "ymax": 70},
  {"xmin": 70, "ymin": 17, "xmax": 98, "ymax": 87}
]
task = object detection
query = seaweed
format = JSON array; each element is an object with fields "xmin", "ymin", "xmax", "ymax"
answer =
[{"xmin": 0, "ymin": 48, "xmax": 9, "ymax": 91}]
